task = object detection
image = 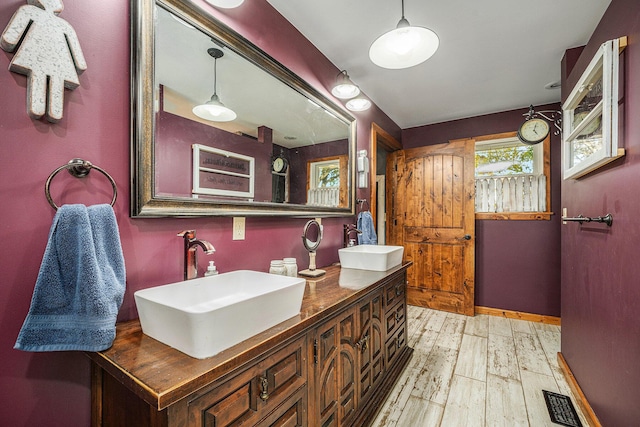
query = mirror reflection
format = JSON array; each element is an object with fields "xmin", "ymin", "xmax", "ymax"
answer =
[{"xmin": 131, "ymin": 0, "xmax": 356, "ymax": 217}]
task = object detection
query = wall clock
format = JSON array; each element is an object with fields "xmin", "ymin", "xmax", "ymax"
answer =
[
  {"xmin": 272, "ymin": 156, "xmax": 288, "ymax": 173},
  {"xmin": 517, "ymin": 118, "xmax": 550, "ymax": 145}
]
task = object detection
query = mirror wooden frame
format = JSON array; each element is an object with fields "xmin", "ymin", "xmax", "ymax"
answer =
[{"xmin": 130, "ymin": 0, "xmax": 356, "ymax": 217}]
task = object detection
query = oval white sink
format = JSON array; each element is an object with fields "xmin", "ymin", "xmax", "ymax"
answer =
[
  {"xmin": 134, "ymin": 270, "xmax": 306, "ymax": 359},
  {"xmin": 338, "ymin": 244, "xmax": 404, "ymax": 271}
]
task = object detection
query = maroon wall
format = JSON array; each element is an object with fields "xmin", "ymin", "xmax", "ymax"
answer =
[
  {"xmin": 403, "ymin": 103, "xmax": 562, "ymax": 317},
  {"xmin": 560, "ymin": 0, "xmax": 640, "ymax": 424},
  {"xmin": 288, "ymin": 139, "xmax": 348, "ymax": 204},
  {"xmin": 156, "ymin": 110, "xmax": 273, "ymax": 201},
  {"xmin": 0, "ymin": 1, "xmax": 400, "ymax": 425}
]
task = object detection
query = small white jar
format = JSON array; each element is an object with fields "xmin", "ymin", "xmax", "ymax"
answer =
[
  {"xmin": 269, "ymin": 260, "xmax": 285, "ymax": 275},
  {"xmin": 283, "ymin": 258, "xmax": 298, "ymax": 277}
]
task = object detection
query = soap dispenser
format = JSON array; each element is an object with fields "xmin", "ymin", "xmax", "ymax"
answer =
[{"xmin": 205, "ymin": 260, "xmax": 218, "ymax": 276}]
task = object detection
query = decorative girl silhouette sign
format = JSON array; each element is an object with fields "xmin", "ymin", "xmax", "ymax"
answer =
[{"xmin": 1, "ymin": 0, "xmax": 87, "ymax": 123}]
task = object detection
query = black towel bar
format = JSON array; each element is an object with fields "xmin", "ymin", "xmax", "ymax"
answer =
[
  {"xmin": 45, "ymin": 158, "xmax": 117, "ymax": 210},
  {"xmin": 562, "ymin": 213, "xmax": 613, "ymax": 227}
]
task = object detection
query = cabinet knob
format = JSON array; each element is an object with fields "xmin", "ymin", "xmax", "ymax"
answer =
[{"xmin": 259, "ymin": 376, "xmax": 269, "ymax": 401}]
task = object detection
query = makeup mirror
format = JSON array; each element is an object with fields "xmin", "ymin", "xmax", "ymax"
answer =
[{"xmin": 299, "ymin": 219, "xmax": 325, "ymax": 277}]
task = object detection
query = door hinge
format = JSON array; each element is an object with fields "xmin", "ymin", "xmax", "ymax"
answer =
[{"xmin": 313, "ymin": 339, "xmax": 318, "ymax": 364}]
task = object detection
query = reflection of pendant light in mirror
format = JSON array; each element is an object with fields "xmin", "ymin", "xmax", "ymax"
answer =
[
  {"xmin": 205, "ymin": 0, "xmax": 244, "ymax": 8},
  {"xmin": 193, "ymin": 48, "xmax": 237, "ymax": 122},
  {"xmin": 346, "ymin": 97, "xmax": 372, "ymax": 112},
  {"xmin": 170, "ymin": 13, "xmax": 195, "ymax": 29},
  {"xmin": 331, "ymin": 70, "xmax": 360, "ymax": 99},
  {"xmin": 369, "ymin": 0, "xmax": 439, "ymax": 69}
]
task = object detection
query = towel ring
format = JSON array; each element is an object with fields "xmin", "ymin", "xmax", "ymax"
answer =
[
  {"xmin": 356, "ymin": 198, "xmax": 369, "ymax": 211},
  {"xmin": 45, "ymin": 158, "xmax": 117, "ymax": 210}
]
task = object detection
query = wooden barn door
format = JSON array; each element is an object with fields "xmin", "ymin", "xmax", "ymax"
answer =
[{"xmin": 387, "ymin": 138, "xmax": 476, "ymax": 315}]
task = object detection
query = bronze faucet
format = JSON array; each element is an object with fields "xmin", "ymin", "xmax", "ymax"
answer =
[
  {"xmin": 178, "ymin": 230, "xmax": 215, "ymax": 280},
  {"xmin": 343, "ymin": 224, "xmax": 362, "ymax": 248}
]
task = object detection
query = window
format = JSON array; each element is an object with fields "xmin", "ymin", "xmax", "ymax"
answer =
[
  {"xmin": 474, "ymin": 132, "xmax": 551, "ymax": 220},
  {"xmin": 562, "ymin": 37, "xmax": 625, "ymax": 179},
  {"xmin": 310, "ymin": 159, "xmax": 340, "ymax": 189}
]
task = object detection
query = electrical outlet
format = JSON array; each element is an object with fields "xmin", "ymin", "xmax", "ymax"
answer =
[{"xmin": 233, "ymin": 217, "xmax": 245, "ymax": 240}]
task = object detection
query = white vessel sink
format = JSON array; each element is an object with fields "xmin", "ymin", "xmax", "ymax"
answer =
[
  {"xmin": 134, "ymin": 270, "xmax": 306, "ymax": 359},
  {"xmin": 338, "ymin": 245, "xmax": 404, "ymax": 271}
]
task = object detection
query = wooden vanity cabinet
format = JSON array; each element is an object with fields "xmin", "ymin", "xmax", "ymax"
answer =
[{"xmin": 90, "ymin": 265, "xmax": 411, "ymax": 427}]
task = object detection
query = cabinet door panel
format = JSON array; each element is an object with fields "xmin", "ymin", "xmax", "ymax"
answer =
[
  {"xmin": 357, "ymin": 290, "xmax": 384, "ymax": 402},
  {"xmin": 385, "ymin": 301, "xmax": 406, "ymax": 338},
  {"xmin": 313, "ymin": 307, "xmax": 357, "ymax": 427},
  {"xmin": 317, "ymin": 323, "xmax": 338, "ymax": 424},
  {"xmin": 189, "ymin": 335, "xmax": 306, "ymax": 427},
  {"xmin": 385, "ymin": 324, "xmax": 407, "ymax": 366},
  {"xmin": 257, "ymin": 385, "xmax": 307, "ymax": 427},
  {"xmin": 338, "ymin": 310, "xmax": 357, "ymax": 424},
  {"xmin": 384, "ymin": 278, "xmax": 406, "ymax": 308}
]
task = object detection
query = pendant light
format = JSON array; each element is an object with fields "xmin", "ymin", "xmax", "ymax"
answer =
[
  {"xmin": 331, "ymin": 70, "xmax": 360, "ymax": 99},
  {"xmin": 193, "ymin": 48, "xmax": 237, "ymax": 122},
  {"xmin": 346, "ymin": 97, "xmax": 371, "ymax": 112},
  {"xmin": 369, "ymin": 0, "xmax": 439, "ymax": 69}
]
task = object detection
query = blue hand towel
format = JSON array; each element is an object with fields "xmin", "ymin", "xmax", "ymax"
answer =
[
  {"xmin": 15, "ymin": 204, "xmax": 126, "ymax": 352},
  {"xmin": 357, "ymin": 211, "xmax": 378, "ymax": 245}
]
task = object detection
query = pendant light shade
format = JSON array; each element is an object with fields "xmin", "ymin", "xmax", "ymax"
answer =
[
  {"xmin": 331, "ymin": 70, "xmax": 360, "ymax": 99},
  {"xmin": 193, "ymin": 94, "xmax": 237, "ymax": 122},
  {"xmin": 369, "ymin": 0, "xmax": 439, "ymax": 69},
  {"xmin": 346, "ymin": 97, "xmax": 372, "ymax": 112},
  {"xmin": 193, "ymin": 48, "xmax": 237, "ymax": 122},
  {"xmin": 205, "ymin": 0, "xmax": 244, "ymax": 8}
]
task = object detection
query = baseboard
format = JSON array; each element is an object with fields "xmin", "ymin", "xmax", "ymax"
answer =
[
  {"xmin": 474, "ymin": 306, "xmax": 561, "ymax": 326},
  {"xmin": 557, "ymin": 352, "xmax": 601, "ymax": 427}
]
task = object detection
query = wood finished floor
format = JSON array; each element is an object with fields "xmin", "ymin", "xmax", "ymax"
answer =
[{"xmin": 372, "ymin": 306, "xmax": 589, "ymax": 427}]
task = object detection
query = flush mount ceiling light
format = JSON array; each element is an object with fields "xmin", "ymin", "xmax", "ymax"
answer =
[
  {"xmin": 193, "ymin": 47, "xmax": 237, "ymax": 122},
  {"xmin": 205, "ymin": 0, "xmax": 244, "ymax": 8},
  {"xmin": 346, "ymin": 97, "xmax": 372, "ymax": 112},
  {"xmin": 369, "ymin": 0, "xmax": 439, "ymax": 69},
  {"xmin": 331, "ymin": 70, "xmax": 360, "ymax": 99}
]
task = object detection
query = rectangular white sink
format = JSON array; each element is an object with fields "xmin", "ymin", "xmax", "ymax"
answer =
[
  {"xmin": 134, "ymin": 270, "xmax": 306, "ymax": 359},
  {"xmin": 338, "ymin": 245, "xmax": 404, "ymax": 271}
]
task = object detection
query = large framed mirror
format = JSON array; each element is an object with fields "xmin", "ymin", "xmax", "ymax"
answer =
[{"xmin": 131, "ymin": 0, "xmax": 356, "ymax": 217}]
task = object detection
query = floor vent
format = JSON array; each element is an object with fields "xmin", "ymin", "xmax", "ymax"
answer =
[{"xmin": 542, "ymin": 390, "xmax": 583, "ymax": 427}]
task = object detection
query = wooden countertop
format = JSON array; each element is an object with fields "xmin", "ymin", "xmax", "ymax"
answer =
[{"xmin": 87, "ymin": 263, "xmax": 411, "ymax": 410}]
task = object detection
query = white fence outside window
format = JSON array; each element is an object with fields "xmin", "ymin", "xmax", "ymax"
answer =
[{"xmin": 475, "ymin": 174, "xmax": 546, "ymax": 213}]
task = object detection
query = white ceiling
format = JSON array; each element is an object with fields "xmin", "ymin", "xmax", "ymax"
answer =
[{"xmin": 266, "ymin": 0, "xmax": 611, "ymax": 129}]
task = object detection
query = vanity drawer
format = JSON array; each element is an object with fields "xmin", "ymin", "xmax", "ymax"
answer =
[
  {"xmin": 256, "ymin": 385, "xmax": 307, "ymax": 427},
  {"xmin": 187, "ymin": 335, "xmax": 307, "ymax": 427},
  {"xmin": 384, "ymin": 301, "xmax": 406, "ymax": 339},
  {"xmin": 385, "ymin": 324, "xmax": 407, "ymax": 366},
  {"xmin": 384, "ymin": 278, "xmax": 405, "ymax": 308}
]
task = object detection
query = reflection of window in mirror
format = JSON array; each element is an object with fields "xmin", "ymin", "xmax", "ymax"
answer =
[{"xmin": 306, "ymin": 155, "xmax": 348, "ymax": 207}]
